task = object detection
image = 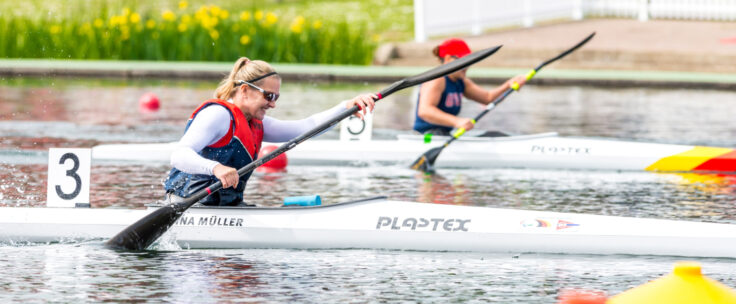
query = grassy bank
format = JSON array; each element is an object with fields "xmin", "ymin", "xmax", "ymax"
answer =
[{"xmin": 0, "ymin": 0, "xmax": 413, "ymax": 65}]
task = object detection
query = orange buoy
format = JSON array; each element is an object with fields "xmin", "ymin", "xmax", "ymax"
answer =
[
  {"xmin": 557, "ymin": 288, "xmax": 607, "ymax": 304},
  {"xmin": 255, "ymin": 145, "xmax": 287, "ymax": 173},
  {"xmin": 138, "ymin": 92, "xmax": 160, "ymax": 113}
]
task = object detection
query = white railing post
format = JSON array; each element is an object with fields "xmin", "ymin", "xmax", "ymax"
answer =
[
  {"xmin": 573, "ymin": 0, "xmax": 584, "ymax": 20},
  {"xmin": 414, "ymin": 0, "xmax": 426, "ymax": 42},
  {"xmin": 523, "ymin": 0, "xmax": 534, "ymax": 27},
  {"xmin": 638, "ymin": 0, "xmax": 649, "ymax": 21},
  {"xmin": 471, "ymin": 0, "xmax": 482, "ymax": 35}
]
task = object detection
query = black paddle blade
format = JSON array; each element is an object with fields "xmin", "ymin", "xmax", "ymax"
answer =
[
  {"xmin": 379, "ymin": 45, "xmax": 502, "ymax": 97},
  {"xmin": 410, "ymin": 146, "xmax": 443, "ymax": 173},
  {"xmin": 105, "ymin": 204, "xmax": 183, "ymax": 250}
]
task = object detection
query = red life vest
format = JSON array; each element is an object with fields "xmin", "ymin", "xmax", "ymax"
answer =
[
  {"xmin": 189, "ymin": 99, "xmax": 264, "ymax": 158},
  {"xmin": 164, "ymin": 99, "xmax": 264, "ymax": 206}
]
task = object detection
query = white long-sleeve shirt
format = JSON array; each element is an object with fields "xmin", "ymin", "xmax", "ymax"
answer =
[{"xmin": 170, "ymin": 100, "xmax": 347, "ymax": 175}]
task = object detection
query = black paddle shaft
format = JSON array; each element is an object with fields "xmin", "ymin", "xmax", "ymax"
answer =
[
  {"xmin": 463, "ymin": 32, "xmax": 596, "ymax": 137},
  {"xmin": 105, "ymin": 45, "xmax": 503, "ymax": 251}
]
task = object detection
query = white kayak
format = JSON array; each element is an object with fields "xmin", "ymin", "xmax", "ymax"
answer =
[
  {"xmin": 92, "ymin": 132, "xmax": 736, "ymax": 173},
  {"xmin": 1, "ymin": 197, "xmax": 735, "ymax": 257}
]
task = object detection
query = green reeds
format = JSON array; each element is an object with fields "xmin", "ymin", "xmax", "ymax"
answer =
[{"xmin": 0, "ymin": 3, "xmax": 378, "ymax": 64}]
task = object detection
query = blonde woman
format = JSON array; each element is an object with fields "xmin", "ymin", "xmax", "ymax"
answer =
[{"xmin": 164, "ymin": 57, "xmax": 375, "ymax": 206}]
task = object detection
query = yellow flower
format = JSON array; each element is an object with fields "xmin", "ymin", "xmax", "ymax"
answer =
[
  {"xmin": 130, "ymin": 13, "xmax": 141, "ymax": 24},
  {"xmin": 178, "ymin": 23, "xmax": 187, "ymax": 32},
  {"xmin": 372, "ymin": 34, "xmax": 380, "ymax": 42},
  {"xmin": 178, "ymin": 0, "xmax": 188, "ymax": 10},
  {"xmin": 146, "ymin": 19, "xmax": 156, "ymax": 29},
  {"xmin": 209, "ymin": 30, "xmax": 219, "ymax": 40},
  {"xmin": 240, "ymin": 11, "xmax": 251, "ymax": 21},
  {"xmin": 210, "ymin": 5, "xmax": 221, "ymax": 17},
  {"xmin": 201, "ymin": 16, "xmax": 218, "ymax": 29},
  {"xmin": 240, "ymin": 34, "xmax": 250, "ymax": 45},
  {"xmin": 122, "ymin": 8, "xmax": 131, "ymax": 17},
  {"xmin": 219, "ymin": 10, "xmax": 229, "ymax": 20},
  {"xmin": 312, "ymin": 20, "xmax": 322, "ymax": 30},
  {"xmin": 292, "ymin": 15, "xmax": 305, "ymax": 25},
  {"xmin": 121, "ymin": 26, "xmax": 130, "ymax": 40},
  {"xmin": 119, "ymin": 15, "xmax": 128, "ymax": 26},
  {"xmin": 162, "ymin": 10, "xmax": 176, "ymax": 22},
  {"xmin": 265, "ymin": 12, "xmax": 277, "ymax": 25},
  {"xmin": 93, "ymin": 18, "xmax": 104, "ymax": 28},
  {"xmin": 195, "ymin": 7, "xmax": 206, "ymax": 20},
  {"xmin": 254, "ymin": 10, "xmax": 263, "ymax": 20},
  {"xmin": 49, "ymin": 25, "xmax": 62, "ymax": 34},
  {"xmin": 152, "ymin": 32, "xmax": 160, "ymax": 39},
  {"xmin": 181, "ymin": 14, "xmax": 191, "ymax": 24},
  {"xmin": 290, "ymin": 16, "xmax": 304, "ymax": 34},
  {"xmin": 290, "ymin": 24, "xmax": 302, "ymax": 34}
]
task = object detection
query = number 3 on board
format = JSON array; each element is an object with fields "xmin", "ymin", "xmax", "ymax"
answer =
[{"xmin": 47, "ymin": 148, "xmax": 91, "ymax": 208}]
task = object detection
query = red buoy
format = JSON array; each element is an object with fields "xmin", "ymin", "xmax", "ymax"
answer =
[
  {"xmin": 557, "ymin": 289, "xmax": 607, "ymax": 304},
  {"xmin": 255, "ymin": 145, "xmax": 287, "ymax": 173},
  {"xmin": 138, "ymin": 92, "xmax": 160, "ymax": 113}
]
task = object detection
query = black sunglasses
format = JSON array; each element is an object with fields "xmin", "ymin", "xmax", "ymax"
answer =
[
  {"xmin": 236, "ymin": 80, "xmax": 280, "ymax": 102},
  {"xmin": 442, "ymin": 55, "xmax": 459, "ymax": 63}
]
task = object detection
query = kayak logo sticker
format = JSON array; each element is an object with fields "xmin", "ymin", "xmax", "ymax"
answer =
[
  {"xmin": 376, "ymin": 216, "xmax": 470, "ymax": 232},
  {"xmin": 556, "ymin": 220, "xmax": 579, "ymax": 230},
  {"xmin": 521, "ymin": 218, "xmax": 580, "ymax": 231},
  {"xmin": 530, "ymin": 145, "xmax": 591, "ymax": 155},
  {"xmin": 521, "ymin": 219, "xmax": 551, "ymax": 228}
]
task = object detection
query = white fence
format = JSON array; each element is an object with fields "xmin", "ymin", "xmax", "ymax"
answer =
[{"xmin": 414, "ymin": 0, "xmax": 736, "ymax": 42}]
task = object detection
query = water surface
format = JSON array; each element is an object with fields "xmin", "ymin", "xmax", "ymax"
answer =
[{"xmin": 2, "ymin": 77, "xmax": 736, "ymax": 302}]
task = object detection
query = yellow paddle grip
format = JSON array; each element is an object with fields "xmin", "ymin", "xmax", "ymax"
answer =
[
  {"xmin": 453, "ymin": 119, "xmax": 476, "ymax": 138},
  {"xmin": 453, "ymin": 128, "xmax": 466, "ymax": 138},
  {"xmin": 512, "ymin": 69, "xmax": 537, "ymax": 91}
]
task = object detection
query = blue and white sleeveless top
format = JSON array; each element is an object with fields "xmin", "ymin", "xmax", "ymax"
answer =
[{"xmin": 413, "ymin": 76, "xmax": 465, "ymax": 133}]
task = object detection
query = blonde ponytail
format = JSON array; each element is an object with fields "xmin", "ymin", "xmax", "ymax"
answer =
[{"xmin": 214, "ymin": 57, "xmax": 280, "ymax": 100}]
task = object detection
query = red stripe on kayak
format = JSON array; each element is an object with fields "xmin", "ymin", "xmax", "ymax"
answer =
[
  {"xmin": 693, "ymin": 150, "xmax": 736, "ymax": 172},
  {"xmin": 206, "ymin": 188, "xmax": 212, "ymax": 195}
]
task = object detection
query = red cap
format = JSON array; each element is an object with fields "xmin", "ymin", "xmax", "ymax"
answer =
[{"xmin": 437, "ymin": 38, "xmax": 471, "ymax": 58}]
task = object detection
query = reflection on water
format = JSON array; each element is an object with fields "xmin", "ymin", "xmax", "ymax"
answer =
[{"xmin": 417, "ymin": 172, "xmax": 472, "ymax": 205}]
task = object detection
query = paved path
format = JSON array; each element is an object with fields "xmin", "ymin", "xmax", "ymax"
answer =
[{"xmin": 383, "ymin": 19, "xmax": 736, "ymax": 74}]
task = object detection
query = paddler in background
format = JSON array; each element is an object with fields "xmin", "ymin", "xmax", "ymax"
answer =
[
  {"xmin": 164, "ymin": 57, "xmax": 376, "ymax": 207},
  {"xmin": 413, "ymin": 38, "xmax": 528, "ymax": 136}
]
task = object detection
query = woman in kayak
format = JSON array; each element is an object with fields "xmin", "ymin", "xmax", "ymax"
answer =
[
  {"xmin": 414, "ymin": 38, "xmax": 527, "ymax": 136},
  {"xmin": 164, "ymin": 57, "xmax": 376, "ymax": 206}
]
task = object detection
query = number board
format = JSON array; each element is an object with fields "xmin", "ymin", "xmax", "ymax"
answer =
[
  {"xmin": 339, "ymin": 112, "xmax": 373, "ymax": 141},
  {"xmin": 47, "ymin": 148, "xmax": 91, "ymax": 208}
]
